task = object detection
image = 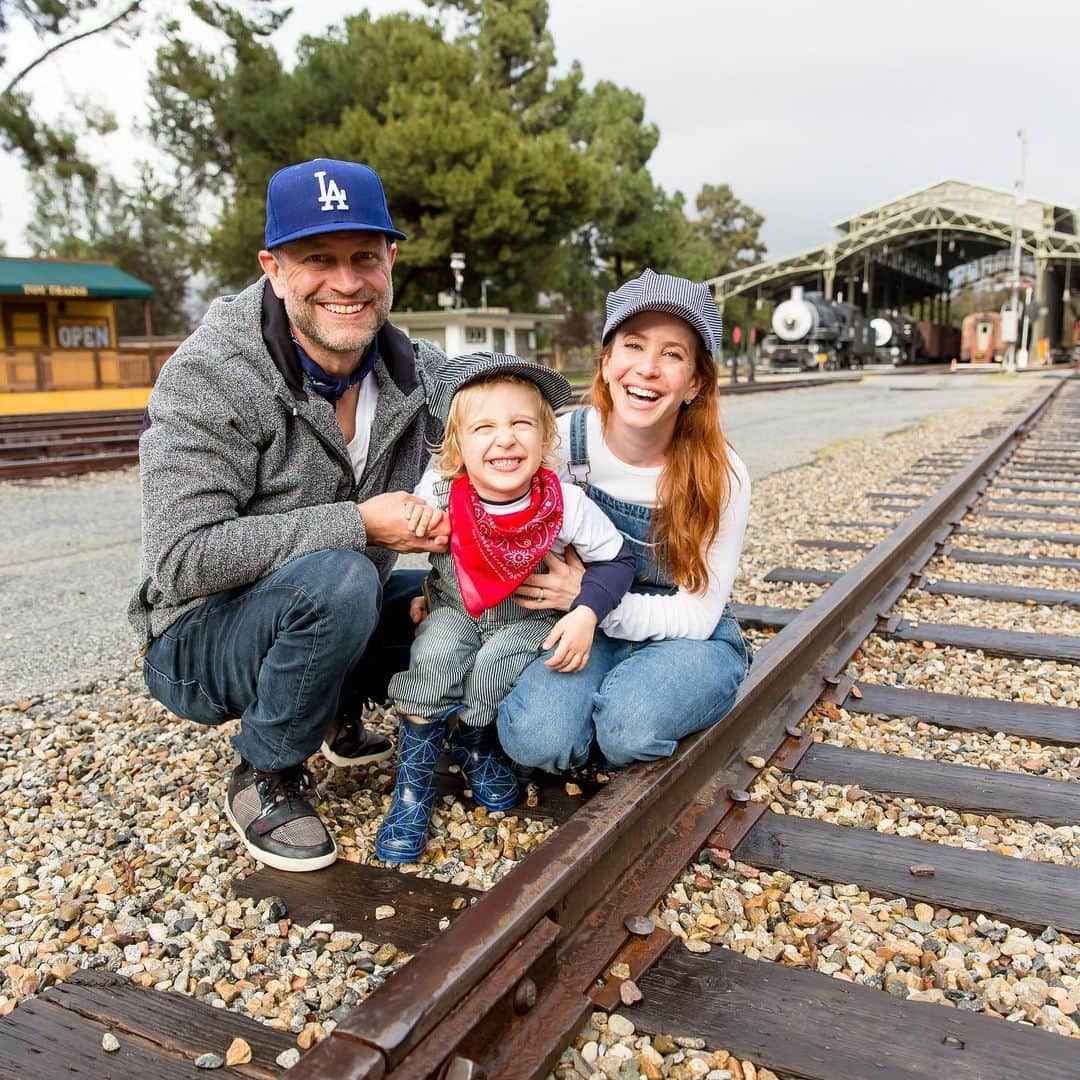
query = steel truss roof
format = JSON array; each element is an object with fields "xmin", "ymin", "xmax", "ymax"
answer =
[{"xmin": 711, "ymin": 180, "xmax": 1080, "ymax": 300}]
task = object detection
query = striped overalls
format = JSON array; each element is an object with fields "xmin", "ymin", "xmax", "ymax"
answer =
[{"xmin": 387, "ymin": 479, "xmax": 559, "ymax": 728}]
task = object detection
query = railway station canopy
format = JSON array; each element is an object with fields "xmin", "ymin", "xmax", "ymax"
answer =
[
  {"xmin": 0, "ymin": 257, "xmax": 154, "ymax": 299},
  {"xmin": 709, "ymin": 180, "xmax": 1080, "ymax": 346}
]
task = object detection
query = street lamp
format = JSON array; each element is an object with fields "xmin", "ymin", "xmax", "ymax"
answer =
[
  {"xmin": 450, "ymin": 252, "xmax": 466, "ymax": 308},
  {"xmin": 481, "ymin": 278, "xmax": 496, "ymax": 309}
]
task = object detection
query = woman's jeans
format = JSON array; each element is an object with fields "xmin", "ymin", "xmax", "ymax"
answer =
[
  {"xmin": 497, "ymin": 610, "xmax": 751, "ymax": 772},
  {"xmin": 143, "ymin": 549, "xmax": 425, "ymax": 773}
]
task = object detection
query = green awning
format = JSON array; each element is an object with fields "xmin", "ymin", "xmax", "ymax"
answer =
[{"xmin": 0, "ymin": 257, "xmax": 154, "ymax": 299}]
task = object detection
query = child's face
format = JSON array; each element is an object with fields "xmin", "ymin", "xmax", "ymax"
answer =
[{"xmin": 457, "ymin": 380, "xmax": 546, "ymax": 502}]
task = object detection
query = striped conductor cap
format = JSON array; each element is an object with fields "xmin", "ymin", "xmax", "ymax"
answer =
[
  {"xmin": 602, "ymin": 269, "xmax": 723, "ymax": 358},
  {"xmin": 428, "ymin": 351, "xmax": 574, "ymax": 423}
]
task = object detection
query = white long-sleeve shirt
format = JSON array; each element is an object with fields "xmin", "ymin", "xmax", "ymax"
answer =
[
  {"xmin": 554, "ymin": 408, "xmax": 751, "ymax": 642},
  {"xmin": 413, "ymin": 467, "xmax": 627, "ymax": 565}
]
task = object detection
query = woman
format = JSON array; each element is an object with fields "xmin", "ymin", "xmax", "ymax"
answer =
[{"xmin": 496, "ymin": 269, "xmax": 752, "ymax": 772}]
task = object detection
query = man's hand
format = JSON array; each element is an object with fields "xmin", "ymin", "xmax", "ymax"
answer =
[
  {"xmin": 542, "ymin": 606, "xmax": 598, "ymax": 672},
  {"xmin": 358, "ymin": 492, "xmax": 450, "ymax": 553}
]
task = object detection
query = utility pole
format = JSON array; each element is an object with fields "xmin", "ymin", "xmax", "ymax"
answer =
[{"xmin": 1004, "ymin": 129, "xmax": 1027, "ymax": 373}]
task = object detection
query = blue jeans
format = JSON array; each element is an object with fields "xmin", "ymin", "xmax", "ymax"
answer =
[
  {"xmin": 497, "ymin": 611, "xmax": 751, "ymax": 771},
  {"xmin": 143, "ymin": 550, "xmax": 426, "ymax": 772}
]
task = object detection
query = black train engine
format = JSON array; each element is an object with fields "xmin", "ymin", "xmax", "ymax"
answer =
[
  {"xmin": 763, "ymin": 288, "xmax": 874, "ymax": 371},
  {"xmin": 870, "ymin": 312, "xmax": 919, "ymax": 365}
]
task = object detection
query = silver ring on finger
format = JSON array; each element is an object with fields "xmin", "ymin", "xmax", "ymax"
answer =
[{"xmin": 538, "ymin": 587, "xmax": 545, "ymax": 602}]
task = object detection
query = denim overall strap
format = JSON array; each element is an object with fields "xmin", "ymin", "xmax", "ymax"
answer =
[
  {"xmin": 564, "ymin": 411, "xmax": 673, "ymax": 591},
  {"xmin": 567, "ymin": 407, "xmax": 590, "ymax": 490}
]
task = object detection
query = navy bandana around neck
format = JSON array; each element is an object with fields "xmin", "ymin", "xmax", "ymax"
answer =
[{"xmin": 292, "ymin": 333, "xmax": 379, "ymax": 405}]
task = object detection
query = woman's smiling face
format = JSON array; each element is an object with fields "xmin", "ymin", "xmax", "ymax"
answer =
[{"xmin": 601, "ymin": 311, "xmax": 703, "ymax": 436}]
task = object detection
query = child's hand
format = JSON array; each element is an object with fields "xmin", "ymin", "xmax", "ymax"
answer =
[
  {"xmin": 409, "ymin": 594, "xmax": 429, "ymax": 626},
  {"xmin": 542, "ymin": 607, "xmax": 598, "ymax": 672},
  {"xmin": 404, "ymin": 500, "xmax": 448, "ymax": 539}
]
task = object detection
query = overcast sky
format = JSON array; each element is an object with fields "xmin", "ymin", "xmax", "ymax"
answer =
[{"xmin": 2, "ymin": 0, "xmax": 1078, "ymax": 264}]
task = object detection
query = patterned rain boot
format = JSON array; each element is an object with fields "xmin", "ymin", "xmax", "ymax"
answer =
[
  {"xmin": 374, "ymin": 715, "xmax": 449, "ymax": 863},
  {"xmin": 448, "ymin": 721, "xmax": 520, "ymax": 811}
]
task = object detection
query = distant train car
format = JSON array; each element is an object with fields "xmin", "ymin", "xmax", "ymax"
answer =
[
  {"xmin": 961, "ymin": 312, "xmax": 1005, "ymax": 364},
  {"xmin": 915, "ymin": 321, "xmax": 962, "ymax": 363},
  {"xmin": 870, "ymin": 312, "xmax": 918, "ymax": 365},
  {"xmin": 763, "ymin": 287, "xmax": 874, "ymax": 371},
  {"xmin": 870, "ymin": 314, "xmax": 959, "ymax": 365}
]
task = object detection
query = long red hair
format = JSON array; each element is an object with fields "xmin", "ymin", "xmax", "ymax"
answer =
[{"xmin": 590, "ymin": 339, "xmax": 738, "ymax": 593}]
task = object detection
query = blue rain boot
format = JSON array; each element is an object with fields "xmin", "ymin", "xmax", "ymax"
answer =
[
  {"xmin": 375, "ymin": 714, "xmax": 448, "ymax": 863},
  {"xmin": 448, "ymin": 721, "xmax": 520, "ymax": 811}
]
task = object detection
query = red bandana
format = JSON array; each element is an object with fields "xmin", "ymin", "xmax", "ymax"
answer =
[{"xmin": 448, "ymin": 468, "xmax": 564, "ymax": 617}]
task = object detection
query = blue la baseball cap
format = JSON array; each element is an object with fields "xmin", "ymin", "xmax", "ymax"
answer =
[{"xmin": 264, "ymin": 158, "xmax": 408, "ymax": 249}]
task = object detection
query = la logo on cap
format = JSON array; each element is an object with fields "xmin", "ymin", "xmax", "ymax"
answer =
[{"xmin": 315, "ymin": 169, "xmax": 348, "ymax": 212}]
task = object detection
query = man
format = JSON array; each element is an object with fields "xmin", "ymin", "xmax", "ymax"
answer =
[{"xmin": 130, "ymin": 158, "xmax": 455, "ymax": 872}]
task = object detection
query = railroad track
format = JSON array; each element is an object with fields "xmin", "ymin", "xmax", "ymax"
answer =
[
  {"xmin": 2, "ymin": 377, "xmax": 1077, "ymax": 1078},
  {"xmin": 0, "ymin": 410, "xmax": 143, "ymax": 480},
  {"xmin": 0, "ymin": 376, "xmax": 843, "ymax": 482}
]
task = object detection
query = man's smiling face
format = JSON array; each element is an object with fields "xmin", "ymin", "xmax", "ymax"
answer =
[{"xmin": 259, "ymin": 231, "xmax": 396, "ymax": 375}]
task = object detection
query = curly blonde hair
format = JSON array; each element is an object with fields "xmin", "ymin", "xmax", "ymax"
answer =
[{"xmin": 434, "ymin": 373, "xmax": 559, "ymax": 479}]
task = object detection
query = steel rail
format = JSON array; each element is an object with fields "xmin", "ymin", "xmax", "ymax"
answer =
[{"xmin": 296, "ymin": 375, "xmax": 1070, "ymax": 1080}]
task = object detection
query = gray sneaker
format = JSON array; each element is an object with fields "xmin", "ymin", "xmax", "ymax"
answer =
[{"xmin": 224, "ymin": 760, "xmax": 336, "ymax": 872}]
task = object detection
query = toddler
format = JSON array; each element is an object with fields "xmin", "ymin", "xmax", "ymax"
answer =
[{"xmin": 375, "ymin": 352, "xmax": 634, "ymax": 862}]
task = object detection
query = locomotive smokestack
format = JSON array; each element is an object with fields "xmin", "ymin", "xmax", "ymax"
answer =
[{"xmin": 792, "ymin": 286, "xmax": 804, "ymax": 301}]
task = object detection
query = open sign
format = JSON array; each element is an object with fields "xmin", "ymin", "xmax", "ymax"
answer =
[{"xmin": 56, "ymin": 319, "xmax": 110, "ymax": 349}]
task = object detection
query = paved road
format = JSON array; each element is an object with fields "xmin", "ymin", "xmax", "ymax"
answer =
[
  {"xmin": 0, "ymin": 370, "xmax": 1043, "ymax": 700},
  {"xmin": 721, "ymin": 370, "xmax": 1036, "ymax": 477}
]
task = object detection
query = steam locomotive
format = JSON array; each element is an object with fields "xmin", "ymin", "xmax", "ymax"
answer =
[
  {"xmin": 871, "ymin": 314, "xmax": 961, "ymax": 365},
  {"xmin": 762, "ymin": 288, "xmax": 875, "ymax": 371},
  {"xmin": 762, "ymin": 288, "xmax": 960, "ymax": 370}
]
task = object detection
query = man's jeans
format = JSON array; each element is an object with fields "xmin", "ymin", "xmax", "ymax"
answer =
[
  {"xmin": 143, "ymin": 549, "xmax": 425, "ymax": 772},
  {"xmin": 497, "ymin": 611, "xmax": 751, "ymax": 772}
]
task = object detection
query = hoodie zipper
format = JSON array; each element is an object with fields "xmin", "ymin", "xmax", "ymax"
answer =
[{"xmin": 277, "ymin": 391, "xmax": 355, "ymax": 494}]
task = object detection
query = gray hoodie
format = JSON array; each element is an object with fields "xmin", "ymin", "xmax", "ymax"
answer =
[{"xmin": 129, "ymin": 278, "xmax": 445, "ymax": 643}]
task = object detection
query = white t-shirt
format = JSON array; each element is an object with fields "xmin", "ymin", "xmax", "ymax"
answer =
[
  {"xmin": 553, "ymin": 408, "xmax": 751, "ymax": 642},
  {"xmin": 346, "ymin": 376, "xmax": 380, "ymax": 481}
]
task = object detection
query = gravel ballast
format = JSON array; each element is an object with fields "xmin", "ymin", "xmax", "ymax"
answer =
[{"xmin": 3, "ymin": 373, "xmax": 1074, "ymax": 1066}]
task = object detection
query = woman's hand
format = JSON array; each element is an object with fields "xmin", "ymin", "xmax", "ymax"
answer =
[
  {"xmin": 513, "ymin": 546, "xmax": 585, "ymax": 611},
  {"xmin": 542, "ymin": 606, "xmax": 597, "ymax": 672}
]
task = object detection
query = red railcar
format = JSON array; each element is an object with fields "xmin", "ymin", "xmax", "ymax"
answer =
[
  {"xmin": 961, "ymin": 312, "xmax": 1005, "ymax": 363},
  {"xmin": 915, "ymin": 321, "xmax": 962, "ymax": 362}
]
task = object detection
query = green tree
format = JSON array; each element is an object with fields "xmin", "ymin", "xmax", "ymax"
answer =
[
  {"xmin": 688, "ymin": 182, "xmax": 766, "ymax": 276},
  {"xmin": 148, "ymin": 4, "xmax": 594, "ymax": 308},
  {"xmin": 27, "ymin": 162, "xmax": 198, "ymax": 333},
  {"xmin": 143, "ymin": 0, "xmax": 764, "ymax": 316},
  {"xmin": 563, "ymin": 78, "xmax": 689, "ymax": 292},
  {"xmin": 1, "ymin": 1, "xmax": 150, "ymax": 190},
  {"xmin": 1, "ymin": 1, "xmax": 283, "ymax": 177}
]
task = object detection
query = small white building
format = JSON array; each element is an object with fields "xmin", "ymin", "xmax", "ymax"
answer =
[{"xmin": 393, "ymin": 308, "xmax": 562, "ymax": 360}]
